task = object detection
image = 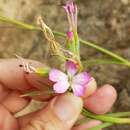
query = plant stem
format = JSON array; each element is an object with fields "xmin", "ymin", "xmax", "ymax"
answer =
[
  {"xmin": 107, "ymin": 112, "xmax": 130, "ymax": 117},
  {"xmin": 53, "ymin": 30, "xmax": 130, "ymax": 67},
  {"xmin": 88, "ymin": 112, "xmax": 130, "ymax": 130},
  {"xmin": 0, "ymin": 15, "xmax": 130, "ymax": 67},
  {"xmin": 1, "ymin": 15, "xmax": 130, "ymax": 129},
  {"xmin": 82, "ymin": 109, "xmax": 130, "ymax": 124},
  {"xmin": 0, "ymin": 16, "xmax": 39, "ymax": 31},
  {"xmin": 82, "ymin": 59, "xmax": 127, "ymax": 66},
  {"xmin": 80, "ymin": 39, "xmax": 130, "ymax": 67}
]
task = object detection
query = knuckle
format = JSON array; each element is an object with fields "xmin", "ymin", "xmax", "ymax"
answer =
[{"xmin": 22, "ymin": 117, "xmax": 63, "ymax": 130}]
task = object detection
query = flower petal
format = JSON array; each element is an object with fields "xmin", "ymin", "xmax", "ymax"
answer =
[
  {"xmin": 49, "ymin": 69, "xmax": 68, "ymax": 82},
  {"xmin": 73, "ymin": 72, "xmax": 91, "ymax": 85},
  {"xmin": 63, "ymin": 1, "xmax": 75, "ymax": 14},
  {"xmin": 67, "ymin": 31, "xmax": 73, "ymax": 40},
  {"xmin": 72, "ymin": 84, "xmax": 85, "ymax": 96},
  {"xmin": 53, "ymin": 81, "xmax": 70, "ymax": 93},
  {"xmin": 66, "ymin": 60, "xmax": 77, "ymax": 76}
]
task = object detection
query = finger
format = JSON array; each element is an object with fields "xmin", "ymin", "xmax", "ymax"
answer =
[
  {"xmin": 19, "ymin": 93, "xmax": 83, "ymax": 130},
  {"xmin": 84, "ymin": 84, "xmax": 117, "ymax": 114},
  {"xmin": 25, "ymin": 72, "xmax": 53, "ymax": 89},
  {"xmin": 24, "ymin": 73, "xmax": 54, "ymax": 101},
  {"xmin": 0, "ymin": 104, "xmax": 18, "ymax": 130},
  {"xmin": 0, "ymin": 58, "xmax": 50, "ymax": 113},
  {"xmin": 0, "ymin": 59, "xmax": 45, "ymax": 91},
  {"xmin": 0, "ymin": 84, "xmax": 10, "ymax": 102},
  {"xmin": 1, "ymin": 91, "xmax": 29, "ymax": 113},
  {"xmin": 0, "ymin": 80, "xmax": 30, "ymax": 114},
  {"xmin": 72, "ymin": 120, "xmax": 102, "ymax": 130}
]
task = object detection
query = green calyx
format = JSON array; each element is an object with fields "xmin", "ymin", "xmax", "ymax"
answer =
[{"xmin": 35, "ymin": 67, "xmax": 50, "ymax": 77}]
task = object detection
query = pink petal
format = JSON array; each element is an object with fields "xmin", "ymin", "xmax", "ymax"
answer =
[
  {"xmin": 66, "ymin": 60, "xmax": 77, "ymax": 76},
  {"xmin": 63, "ymin": 1, "xmax": 75, "ymax": 14},
  {"xmin": 72, "ymin": 84, "xmax": 85, "ymax": 96},
  {"xmin": 73, "ymin": 72, "xmax": 91, "ymax": 85},
  {"xmin": 49, "ymin": 69, "xmax": 68, "ymax": 82},
  {"xmin": 63, "ymin": 5, "xmax": 69, "ymax": 14},
  {"xmin": 68, "ymin": 2, "xmax": 75, "ymax": 13},
  {"xmin": 53, "ymin": 81, "xmax": 70, "ymax": 93},
  {"xmin": 67, "ymin": 31, "xmax": 73, "ymax": 40}
]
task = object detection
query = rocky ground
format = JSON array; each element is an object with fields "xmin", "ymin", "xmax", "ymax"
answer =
[{"xmin": 0, "ymin": 0, "xmax": 130, "ymax": 129}]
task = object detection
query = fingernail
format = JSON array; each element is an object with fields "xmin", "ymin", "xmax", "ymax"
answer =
[
  {"xmin": 26, "ymin": 73, "xmax": 52, "ymax": 87},
  {"xmin": 25, "ymin": 69, "xmax": 52, "ymax": 89},
  {"xmin": 53, "ymin": 93, "xmax": 83, "ymax": 122}
]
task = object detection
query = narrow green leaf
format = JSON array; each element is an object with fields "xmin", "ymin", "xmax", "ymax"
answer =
[
  {"xmin": 21, "ymin": 90, "xmax": 53, "ymax": 97},
  {"xmin": 21, "ymin": 91, "xmax": 42, "ymax": 97}
]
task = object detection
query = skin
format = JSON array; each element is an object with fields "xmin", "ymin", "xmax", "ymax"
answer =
[{"xmin": 0, "ymin": 59, "xmax": 117, "ymax": 130}]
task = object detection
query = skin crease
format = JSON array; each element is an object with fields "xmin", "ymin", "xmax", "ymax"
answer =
[{"xmin": 0, "ymin": 59, "xmax": 117, "ymax": 130}]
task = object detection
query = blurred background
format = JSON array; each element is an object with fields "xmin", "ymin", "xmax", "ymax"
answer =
[{"xmin": 0, "ymin": 0, "xmax": 130, "ymax": 129}]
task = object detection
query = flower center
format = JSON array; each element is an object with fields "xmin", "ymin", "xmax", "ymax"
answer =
[{"xmin": 68, "ymin": 75, "xmax": 73, "ymax": 84}]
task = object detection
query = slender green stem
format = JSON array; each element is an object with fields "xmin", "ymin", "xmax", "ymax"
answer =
[
  {"xmin": 0, "ymin": 16, "xmax": 40, "ymax": 31},
  {"xmin": 83, "ymin": 58, "xmax": 128, "ymax": 66},
  {"xmin": 79, "ymin": 39, "xmax": 130, "ymax": 67},
  {"xmin": 53, "ymin": 30, "xmax": 66, "ymax": 37},
  {"xmin": 82, "ymin": 109, "xmax": 130, "ymax": 124},
  {"xmin": 107, "ymin": 112, "xmax": 130, "ymax": 117},
  {"xmin": 53, "ymin": 30, "xmax": 130, "ymax": 67},
  {"xmin": 0, "ymin": 15, "xmax": 130, "ymax": 67},
  {"xmin": 76, "ymin": 118, "xmax": 91, "ymax": 125},
  {"xmin": 77, "ymin": 112, "xmax": 130, "ymax": 130},
  {"xmin": 88, "ymin": 112, "xmax": 130, "ymax": 130}
]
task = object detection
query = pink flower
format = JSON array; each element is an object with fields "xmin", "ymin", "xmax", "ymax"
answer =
[
  {"xmin": 63, "ymin": 1, "xmax": 80, "ymax": 56},
  {"xmin": 63, "ymin": 1, "xmax": 76, "ymax": 14},
  {"xmin": 49, "ymin": 60, "xmax": 91, "ymax": 96},
  {"xmin": 63, "ymin": 1, "xmax": 78, "ymax": 39}
]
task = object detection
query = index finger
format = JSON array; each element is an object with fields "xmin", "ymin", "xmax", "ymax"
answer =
[{"xmin": 0, "ymin": 58, "xmax": 49, "ymax": 91}]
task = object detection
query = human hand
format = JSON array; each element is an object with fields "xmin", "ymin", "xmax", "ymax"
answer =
[{"xmin": 0, "ymin": 59, "xmax": 117, "ymax": 130}]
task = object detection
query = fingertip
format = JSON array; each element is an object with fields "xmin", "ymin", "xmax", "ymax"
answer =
[
  {"xmin": 84, "ymin": 84, "xmax": 117, "ymax": 114},
  {"xmin": 52, "ymin": 93, "xmax": 83, "ymax": 124},
  {"xmin": 101, "ymin": 84, "xmax": 117, "ymax": 99}
]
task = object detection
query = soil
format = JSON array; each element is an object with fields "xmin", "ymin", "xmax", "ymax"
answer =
[{"xmin": 0, "ymin": 0, "xmax": 130, "ymax": 129}]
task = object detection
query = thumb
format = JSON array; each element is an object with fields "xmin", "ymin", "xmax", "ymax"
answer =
[{"xmin": 21, "ymin": 93, "xmax": 83, "ymax": 130}]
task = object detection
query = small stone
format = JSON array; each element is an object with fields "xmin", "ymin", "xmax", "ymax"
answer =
[{"xmin": 121, "ymin": 0, "xmax": 129, "ymax": 5}]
